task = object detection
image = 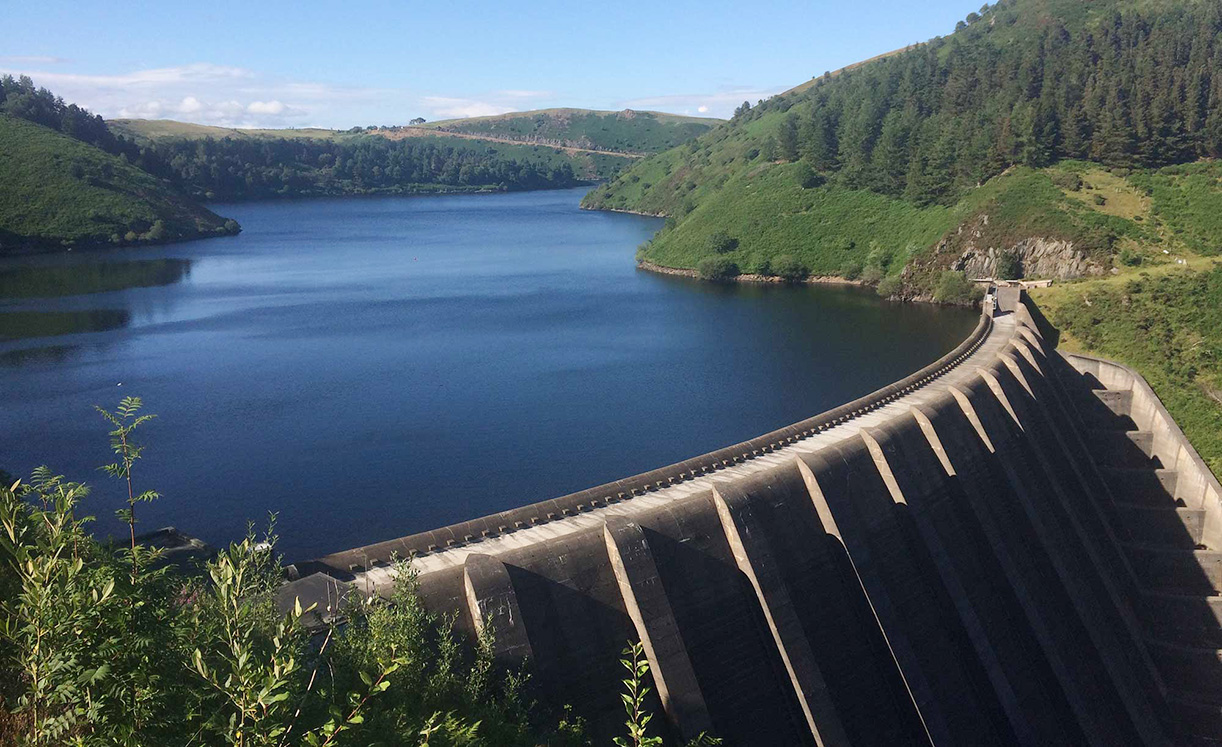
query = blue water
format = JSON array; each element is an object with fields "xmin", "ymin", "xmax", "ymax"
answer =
[{"xmin": 0, "ymin": 188, "xmax": 976, "ymax": 560}]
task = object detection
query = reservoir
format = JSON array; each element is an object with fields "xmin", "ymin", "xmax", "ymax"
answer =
[{"xmin": 0, "ymin": 187, "xmax": 977, "ymax": 560}]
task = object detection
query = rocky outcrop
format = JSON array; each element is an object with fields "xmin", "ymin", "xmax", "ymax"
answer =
[
  {"xmin": 944, "ymin": 213, "xmax": 1106, "ymax": 280},
  {"xmin": 953, "ymin": 236, "xmax": 1104, "ymax": 279}
]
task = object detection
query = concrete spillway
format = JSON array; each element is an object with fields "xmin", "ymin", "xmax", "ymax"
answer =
[{"xmin": 285, "ymin": 297, "xmax": 1222, "ymax": 745}]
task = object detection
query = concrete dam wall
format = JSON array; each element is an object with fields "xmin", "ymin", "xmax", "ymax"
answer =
[{"xmin": 285, "ymin": 298, "xmax": 1222, "ymax": 745}]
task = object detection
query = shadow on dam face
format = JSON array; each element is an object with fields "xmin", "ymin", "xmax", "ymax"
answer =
[
  {"xmin": 643, "ymin": 525, "xmax": 813, "ymax": 747},
  {"xmin": 283, "ymin": 300, "xmax": 1222, "ymax": 745},
  {"xmin": 503, "ymin": 560, "xmax": 652, "ymax": 742}
]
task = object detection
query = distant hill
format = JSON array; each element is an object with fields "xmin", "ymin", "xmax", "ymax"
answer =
[
  {"xmin": 0, "ymin": 114, "xmax": 237, "ymax": 253},
  {"xmin": 411, "ymin": 108, "xmax": 722, "ymax": 155},
  {"xmin": 122, "ymin": 129, "xmax": 587, "ymax": 200},
  {"xmin": 108, "ymin": 119, "xmax": 348, "ymax": 143},
  {"xmin": 584, "ymin": 0, "xmax": 1222, "ymax": 298},
  {"xmin": 110, "ymin": 108, "xmax": 721, "ymax": 183},
  {"xmin": 111, "ymin": 108, "xmax": 722, "ymax": 157}
]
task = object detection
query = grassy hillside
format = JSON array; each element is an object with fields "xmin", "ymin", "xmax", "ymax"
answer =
[
  {"xmin": 0, "ymin": 114, "xmax": 237, "ymax": 252},
  {"xmin": 586, "ymin": 0, "xmax": 1222, "ymax": 292},
  {"xmin": 417, "ymin": 108, "xmax": 722, "ymax": 155},
  {"xmin": 617, "ymin": 157, "xmax": 1166, "ymax": 288},
  {"xmin": 108, "ymin": 119, "xmax": 347, "ymax": 142},
  {"xmin": 1026, "ymin": 156, "xmax": 1222, "ymax": 480},
  {"xmin": 1033, "ymin": 258, "xmax": 1222, "ymax": 478}
]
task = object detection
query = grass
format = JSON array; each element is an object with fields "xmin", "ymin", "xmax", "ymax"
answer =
[
  {"xmin": 1060, "ymin": 165, "xmax": 1150, "ymax": 220},
  {"xmin": 0, "ymin": 115, "xmax": 236, "ymax": 251},
  {"xmin": 1130, "ymin": 162, "xmax": 1222, "ymax": 256},
  {"xmin": 633, "ymin": 161, "xmax": 955, "ymax": 276}
]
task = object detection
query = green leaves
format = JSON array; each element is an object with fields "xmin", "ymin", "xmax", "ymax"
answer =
[
  {"xmin": 96, "ymin": 396, "xmax": 162, "ymax": 579},
  {"xmin": 614, "ymin": 640, "xmax": 663, "ymax": 747},
  {"xmin": 0, "ymin": 400, "xmax": 575, "ymax": 746}
]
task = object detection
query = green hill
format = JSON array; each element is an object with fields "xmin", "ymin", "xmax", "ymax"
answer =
[
  {"xmin": 584, "ymin": 0, "xmax": 1222, "ymax": 296},
  {"xmin": 107, "ymin": 119, "xmax": 348, "ymax": 143},
  {"xmin": 110, "ymin": 108, "xmax": 721, "ymax": 185},
  {"xmin": 0, "ymin": 114, "xmax": 237, "ymax": 253},
  {"xmin": 414, "ymin": 108, "xmax": 722, "ymax": 155},
  {"xmin": 121, "ymin": 130, "xmax": 589, "ymax": 201}
]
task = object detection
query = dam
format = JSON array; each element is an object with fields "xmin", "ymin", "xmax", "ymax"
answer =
[{"xmin": 284, "ymin": 294, "xmax": 1222, "ymax": 745}]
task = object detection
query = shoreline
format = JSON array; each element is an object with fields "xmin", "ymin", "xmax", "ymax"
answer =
[
  {"xmin": 581, "ymin": 205, "xmax": 667, "ymax": 218},
  {"xmin": 636, "ymin": 259, "xmax": 864, "ymax": 286}
]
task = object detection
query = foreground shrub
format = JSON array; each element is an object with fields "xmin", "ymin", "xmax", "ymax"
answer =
[
  {"xmin": 0, "ymin": 399, "xmax": 714, "ymax": 746},
  {"xmin": 0, "ymin": 401, "xmax": 561, "ymax": 746}
]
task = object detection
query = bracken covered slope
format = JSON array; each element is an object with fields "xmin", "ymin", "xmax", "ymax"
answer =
[{"xmin": 0, "ymin": 114, "xmax": 236, "ymax": 253}]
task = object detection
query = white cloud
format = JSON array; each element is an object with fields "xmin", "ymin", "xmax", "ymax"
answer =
[
  {"xmin": 117, "ymin": 100, "xmax": 165, "ymax": 119},
  {"xmin": 618, "ymin": 85, "xmax": 784, "ymax": 119},
  {"xmin": 0, "ymin": 55, "xmax": 68, "ymax": 65},
  {"xmin": 0, "ymin": 60, "xmax": 558, "ymax": 128},
  {"xmin": 0, "ymin": 62, "xmax": 379, "ymax": 128},
  {"xmin": 421, "ymin": 96, "xmax": 517, "ymax": 119},
  {"xmin": 246, "ymin": 100, "xmax": 286, "ymax": 115},
  {"xmin": 4, "ymin": 62, "xmax": 253, "ymax": 91}
]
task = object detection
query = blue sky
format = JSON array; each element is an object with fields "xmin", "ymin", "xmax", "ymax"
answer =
[{"xmin": 3, "ymin": 0, "xmax": 983, "ymax": 128}]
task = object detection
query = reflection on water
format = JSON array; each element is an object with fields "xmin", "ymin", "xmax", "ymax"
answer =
[
  {"xmin": 0, "ymin": 259, "xmax": 192, "ymax": 299},
  {"xmin": 0, "ymin": 309, "xmax": 130, "ymax": 340},
  {"xmin": 0, "ymin": 343, "xmax": 82, "ymax": 367}
]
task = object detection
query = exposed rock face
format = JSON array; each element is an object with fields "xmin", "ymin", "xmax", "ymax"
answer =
[
  {"xmin": 944, "ymin": 214, "xmax": 1106, "ymax": 280},
  {"xmin": 953, "ymin": 237, "xmax": 1104, "ymax": 279}
]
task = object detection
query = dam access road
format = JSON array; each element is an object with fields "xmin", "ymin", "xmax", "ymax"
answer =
[{"xmin": 284, "ymin": 295, "xmax": 1222, "ymax": 746}]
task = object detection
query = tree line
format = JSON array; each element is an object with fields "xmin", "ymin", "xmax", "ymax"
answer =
[
  {"xmin": 734, "ymin": 0, "xmax": 1222, "ymax": 205},
  {"xmin": 138, "ymin": 136, "xmax": 580, "ymax": 201},
  {"xmin": 0, "ymin": 76, "xmax": 141, "ymax": 162}
]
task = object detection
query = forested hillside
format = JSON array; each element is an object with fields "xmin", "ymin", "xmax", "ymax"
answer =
[
  {"xmin": 584, "ymin": 0, "xmax": 1222, "ymax": 293},
  {"xmin": 131, "ymin": 135, "xmax": 583, "ymax": 201}
]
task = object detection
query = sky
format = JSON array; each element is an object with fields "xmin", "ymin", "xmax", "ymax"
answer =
[{"xmin": 4, "ymin": 0, "xmax": 983, "ymax": 129}]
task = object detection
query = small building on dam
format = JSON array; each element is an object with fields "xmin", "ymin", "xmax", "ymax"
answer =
[{"xmin": 285, "ymin": 294, "xmax": 1222, "ymax": 746}]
